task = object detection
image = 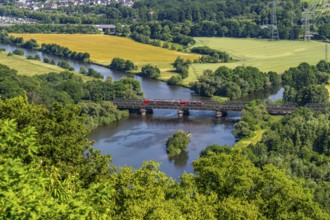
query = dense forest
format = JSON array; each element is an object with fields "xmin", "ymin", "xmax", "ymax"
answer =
[
  {"xmin": 0, "ymin": 63, "xmax": 142, "ymax": 129},
  {"xmin": 282, "ymin": 61, "xmax": 330, "ymax": 105},
  {"xmin": 1, "ymin": 0, "xmax": 329, "ymax": 40},
  {"xmin": 190, "ymin": 65, "xmax": 282, "ymax": 100}
]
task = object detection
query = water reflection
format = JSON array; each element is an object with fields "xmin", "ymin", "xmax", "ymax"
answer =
[{"xmin": 168, "ymin": 150, "xmax": 189, "ymax": 168}]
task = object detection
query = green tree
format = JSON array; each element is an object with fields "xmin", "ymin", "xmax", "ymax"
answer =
[
  {"xmin": 166, "ymin": 130, "xmax": 191, "ymax": 157},
  {"xmin": 0, "ymin": 64, "xmax": 24, "ymax": 100},
  {"xmin": 140, "ymin": 64, "xmax": 160, "ymax": 79}
]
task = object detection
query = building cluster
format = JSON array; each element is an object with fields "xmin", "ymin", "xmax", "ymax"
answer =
[
  {"xmin": 0, "ymin": 16, "xmax": 36, "ymax": 24},
  {"xmin": 13, "ymin": 0, "xmax": 134, "ymax": 10}
]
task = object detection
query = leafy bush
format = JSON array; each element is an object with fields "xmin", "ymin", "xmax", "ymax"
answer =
[
  {"xmin": 13, "ymin": 49, "xmax": 24, "ymax": 56},
  {"xmin": 140, "ymin": 64, "xmax": 160, "ymax": 79},
  {"xmin": 109, "ymin": 57, "xmax": 135, "ymax": 72},
  {"xmin": 167, "ymin": 76, "xmax": 182, "ymax": 86},
  {"xmin": 166, "ymin": 130, "xmax": 191, "ymax": 157}
]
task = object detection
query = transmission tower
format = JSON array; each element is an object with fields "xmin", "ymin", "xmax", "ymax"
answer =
[
  {"xmin": 302, "ymin": 0, "xmax": 330, "ymax": 41},
  {"xmin": 271, "ymin": 0, "xmax": 279, "ymax": 40},
  {"xmin": 302, "ymin": 10, "xmax": 314, "ymax": 41}
]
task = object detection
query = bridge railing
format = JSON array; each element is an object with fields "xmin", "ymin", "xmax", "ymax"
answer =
[{"xmin": 112, "ymin": 100, "xmax": 330, "ymax": 112}]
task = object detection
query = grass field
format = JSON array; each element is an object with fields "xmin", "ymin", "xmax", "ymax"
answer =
[
  {"xmin": 233, "ymin": 116, "xmax": 283, "ymax": 150},
  {"xmin": 188, "ymin": 37, "xmax": 327, "ymax": 83},
  {"xmin": 326, "ymin": 84, "xmax": 330, "ymax": 101},
  {"xmin": 0, "ymin": 52, "xmax": 63, "ymax": 76},
  {"xmin": 11, "ymin": 34, "xmax": 200, "ymax": 79},
  {"xmin": 233, "ymin": 130, "xmax": 265, "ymax": 150},
  {"xmin": 0, "ymin": 51, "xmax": 93, "ymax": 80}
]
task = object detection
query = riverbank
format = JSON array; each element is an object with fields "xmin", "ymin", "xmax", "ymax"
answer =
[{"xmin": 0, "ymin": 50, "xmax": 63, "ymax": 75}]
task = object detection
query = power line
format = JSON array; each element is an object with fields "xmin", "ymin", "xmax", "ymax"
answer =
[
  {"xmin": 271, "ymin": 0, "xmax": 279, "ymax": 40},
  {"xmin": 302, "ymin": 0, "xmax": 329, "ymax": 41},
  {"xmin": 326, "ymin": 41, "xmax": 328, "ymax": 62},
  {"xmin": 301, "ymin": 10, "xmax": 314, "ymax": 41}
]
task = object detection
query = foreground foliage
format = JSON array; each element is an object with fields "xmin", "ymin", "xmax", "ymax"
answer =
[{"xmin": 0, "ymin": 96, "xmax": 329, "ymax": 218}]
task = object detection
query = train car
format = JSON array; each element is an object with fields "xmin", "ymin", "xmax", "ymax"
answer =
[
  {"xmin": 179, "ymin": 100, "xmax": 189, "ymax": 105},
  {"xmin": 143, "ymin": 99, "xmax": 205, "ymax": 106},
  {"xmin": 143, "ymin": 100, "xmax": 151, "ymax": 104},
  {"xmin": 190, "ymin": 101, "xmax": 203, "ymax": 106}
]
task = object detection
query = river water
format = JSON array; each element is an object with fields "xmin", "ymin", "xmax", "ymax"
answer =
[{"xmin": 0, "ymin": 43, "xmax": 283, "ymax": 179}]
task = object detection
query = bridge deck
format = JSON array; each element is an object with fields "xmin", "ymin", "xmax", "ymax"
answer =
[{"xmin": 112, "ymin": 100, "xmax": 329, "ymax": 115}]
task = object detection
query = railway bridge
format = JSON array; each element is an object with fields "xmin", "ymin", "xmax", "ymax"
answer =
[{"xmin": 112, "ymin": 100, "xmax": 329, "ymax": 118}]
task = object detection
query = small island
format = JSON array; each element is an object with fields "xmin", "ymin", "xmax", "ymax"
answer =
[{"xmin": 166, "ymin": 130, "xmax": 191, "ymax": 157}]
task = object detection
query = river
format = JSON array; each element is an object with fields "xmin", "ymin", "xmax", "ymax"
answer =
[{"xmin": 0, "ymin": 43, "xmax": 283, "ymax": 179}]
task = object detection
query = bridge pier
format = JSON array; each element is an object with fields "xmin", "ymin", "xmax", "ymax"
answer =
[
  {"xmin": 177, "ymin": 110, "xmax": 183, "ymax": 118},
  {"xmin": 177, "ymin": 110, "xmax": 189, "ymax": 118},
  {"xmin": 139, "ymin": 108, "xmax": 154, "ymax": 116},
  {"xmin": 215, "ymin": 111, "xmax": 227, "ymax": 118},
  {"xmin": 215, "ymin": 111, "xmax": 223, "ymax": 118},
  {"xmin": 140, "ymin": 109, "xmax": 147, "ymax": 116},
  {"xmin": 139, "ymin": 108, "xmax": 153, "ymax": 116},
  {"xmin": 183, "ymin": 110, "xmax": 190, "ymax": 116},
  {"xmin": 146, "ymin": 109, "xmax": 154, "ymax": 114}
]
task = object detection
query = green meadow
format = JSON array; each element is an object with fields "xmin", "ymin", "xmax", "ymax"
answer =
[
  {"xmin": 0, "ymin": 51, "xmax": 63, "ymax": 76},
  {"xmin": 186, "ymin": 37, "xmax": 327, "ymax": 84},
  {"xmin": 0, "ymin": 51, "xmax": 93, "ymax": 80}
]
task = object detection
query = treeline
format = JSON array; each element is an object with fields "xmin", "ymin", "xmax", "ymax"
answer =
[
  {"xmin": 191, "ymin": 46, "xmax": 231, "ymax": 63},
  {"xmin": 190, "ymin": 66, "xmax": 281, "ymax": 100},
  {"xmin": 1, "ymin": 0, "xmax": 329, "ymax": 40},
  {"xmin": 1, "ymin": 95, "xmax": 329, "ymax": 218},
  {"xmin": 1, "ymin": 66, "xmax": 143, "ymax": 104},
  {"xmin": 129, "ymin": 22, "xmax": 196, "ymax": 46},
  {"xmin": 4, "ymin": 24, "xmax": 100, "ymax": 34},
  {"xmin": 109, "ymin": 57, "xmax": 135, "ymax": 72},
  {"xmin": 282, "ymin": 61, "xmax": 330, "ymax": 105},
  {"xmin": 0, "ymin": 63, "xmax": 143, "ymax": 128},
  {"xmin": 40, "ymin": 43, "xmax": 90, "ymax": 63}
]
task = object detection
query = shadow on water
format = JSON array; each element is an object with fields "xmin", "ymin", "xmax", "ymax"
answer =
[{"xmin": 168, "ymin": 151, "xmax": 189, "ymax": 168}]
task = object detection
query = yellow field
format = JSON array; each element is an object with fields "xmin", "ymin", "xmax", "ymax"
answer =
[
  {"xmin": 11, "ymin": 34, "xmax": 200, "ymax": 77},
  {"xmin": 0, "ymin": 52, "xmax": 63, "ymax": 76},
  {"xmin": 190, "ymin": 38, "xmax": 327, "ymax": 83}
]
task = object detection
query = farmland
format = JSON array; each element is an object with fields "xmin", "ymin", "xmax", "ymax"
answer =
[
  {"xmin": 0, "ymin": 51, "xmax": 94, "ymax": 80},
  {"xmin": 0, "ymin": 51, "xmax": 63, "ymax": 76},
  {"xmin": 11, "ymin": 34, "xmax": 200, "ymax": 79},
  {"xmin": 188, "ymin": 37, "xmax": 326, "ymax": 83}
]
